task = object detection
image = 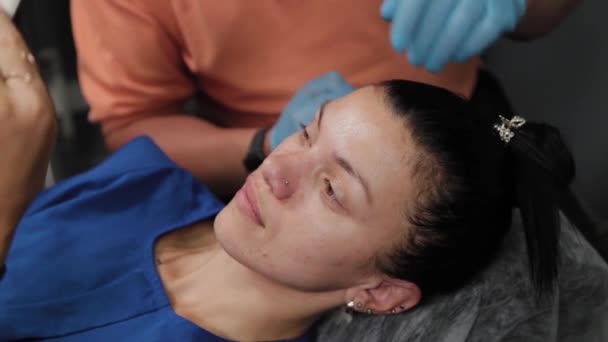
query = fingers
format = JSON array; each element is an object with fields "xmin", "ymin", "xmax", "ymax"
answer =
[
  {"xmin": 0, "ymin": 10, "xmax": 41, "ymax": 88},
  {"xmin": 386, "ymin": 0, "xmax": 526, "ymax": 72},
  {"xmin": 453, "ymin": 5, "xmax": 502, "ymax": 63},
  {"xmin": 425, "ymin": 0, "xmax": 483, "ymax": 72},
  {"xmin": 452, "ymin": 0, "xmax": 525, "ymax": 63},
  {"xmin": 390, "ymin": 0, "xmax": 428, "ymax": 53},
  {"xmin": 270, "ymin": 72, "xmax": 353, "ymax": 149},
  {"xmin": 380, "ymin": 0, "xmax": 400, "ymax": 21},
  {"xmin": 407, "ymin": 0, "xmax": 457, "ymax": 66},
  {"xmin": 0, "ymin": 8, "xmax": 49, "ymax": 116}
]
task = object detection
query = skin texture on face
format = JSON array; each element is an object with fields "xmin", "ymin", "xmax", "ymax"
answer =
[{"xmin": 214, "ymin": 86, "xmax": 418, "ymax": 293}]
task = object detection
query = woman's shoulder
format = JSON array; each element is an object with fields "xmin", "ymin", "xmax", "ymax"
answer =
[
  {"xmin": 3, "ymin": 136, "xmax": 224, "ymax": 299},
  {"xmin": 27, "ymin": 136, "xmax": 224, "ymax": 217},
  {"xmin": 0, "ymin": 137, "xmax": 225, "ymax": 339}
]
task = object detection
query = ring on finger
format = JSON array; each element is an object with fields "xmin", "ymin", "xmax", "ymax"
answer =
[{"xmin": 1, "ymin": 71, "xmax": 33, "ymax": 83}]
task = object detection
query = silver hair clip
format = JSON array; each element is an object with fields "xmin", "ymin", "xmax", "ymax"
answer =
[{"xmin": 494, "ymin": 115, "xmax": 526, "ymax": 143}]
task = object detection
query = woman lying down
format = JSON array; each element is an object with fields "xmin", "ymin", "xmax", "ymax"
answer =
[{"xmin": 0, "ymin": 13, "xmax": 589, "ymax": 342}]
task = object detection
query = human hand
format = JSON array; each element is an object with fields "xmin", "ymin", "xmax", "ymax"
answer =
[
  {"xmin": 381, "ymin": 0, "xmax": 527, "ymax": 72},
  {"xmin": 269, "ymin": 71, "xmax": 354, "ymax": 150},
  {"xmin": 0, "ymin": 9, "xmax": 56, "ymax": 227}
]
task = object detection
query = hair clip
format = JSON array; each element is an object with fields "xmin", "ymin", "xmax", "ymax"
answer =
[{"xmin": 494, "ymin": 115, "xmax": 526, "ymax": 143}]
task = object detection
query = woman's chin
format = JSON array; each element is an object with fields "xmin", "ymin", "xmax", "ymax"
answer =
[
  {"xmin": 213, "ymin": 204, "xmax": 257, "ymax": 257},
  {"xmin": 213, "ymin": 204, "xmax": 236, "ymax": 239}
]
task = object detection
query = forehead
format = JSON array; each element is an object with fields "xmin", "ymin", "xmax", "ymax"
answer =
[{"xmin": 325, "ymin": 86, "xmax": 418, "ymax": 217}]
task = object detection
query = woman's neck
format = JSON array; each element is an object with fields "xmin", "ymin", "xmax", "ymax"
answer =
[{"xmin": 156, "ymin": 221, "xmax": 343, "ymax": 341}]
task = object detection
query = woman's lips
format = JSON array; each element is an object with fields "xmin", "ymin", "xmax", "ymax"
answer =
[{"xmin": 235, "ymin": 177, "xmax": 265, "ymax": 227}]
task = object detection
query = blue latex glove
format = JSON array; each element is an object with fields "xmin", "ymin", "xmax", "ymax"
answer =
[
  {"xmin": 381, "ymin": 0, "xmax": 527, "ymax": 72},
  {"xmin": 270, "ymin": 71, "xmax": 355, "ymax": 150}
]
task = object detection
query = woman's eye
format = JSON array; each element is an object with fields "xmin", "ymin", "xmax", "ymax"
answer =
[
  {"xmin": 324, "ymin": 179, "xmax": 340, "ymax": 205},
  {"xmin": 299, "ymin": 123, "xmax": 310, "ymax": 143}
]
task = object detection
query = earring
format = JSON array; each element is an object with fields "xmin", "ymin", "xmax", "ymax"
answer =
[
  {"xmin": 21, "ymin": 51, "xmax": 36, "ymax": 64},
  {"xmin": 345, "ymin": 301, "xmax": 357, "ymax": 315},
  {"xmin": 366, "ymin": 308, "xmax": 374, "ymax": 315}
]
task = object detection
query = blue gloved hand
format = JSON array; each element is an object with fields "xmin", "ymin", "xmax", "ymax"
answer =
[
  {"xmin": 270, "ymin": 71, "xmax": 354, "ymax": 150},
  {"xmin": 381, "ymin": 0, "xmax": 527, "ymax": 72}
]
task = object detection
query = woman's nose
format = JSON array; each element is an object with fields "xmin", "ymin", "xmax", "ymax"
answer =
[{"xmin": 260, "ymin": 151, "xmax": 308, "ymax": 201}]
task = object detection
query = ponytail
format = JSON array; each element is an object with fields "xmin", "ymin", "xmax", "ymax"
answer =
[
  {"xmin": 376, "ymin": 79, "xmax": 603, "ymax": 300},
  {"xmin": 508, "ymin": 123, "xmax": 572, "ymax": 296},
  {"xmin": 506, "ymin": 120, "xmax": 605, "ymax": 297}
]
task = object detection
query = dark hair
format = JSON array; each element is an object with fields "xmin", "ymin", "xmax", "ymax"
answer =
[{"xmin": 376, "ymin": 79, "xmax": 596, "ymax": 300}]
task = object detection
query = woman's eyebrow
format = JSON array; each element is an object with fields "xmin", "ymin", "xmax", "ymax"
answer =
[
  {"xmin": 333, "ymin": 152, "xmax": 372, "ymax": 205},
  {"xmin": 317, "ymin": 99, "xmax": 373, "ymax": 205},
  {"xmin": 317, "ymin": 100, "xmax": 331, "ymax": 131}
]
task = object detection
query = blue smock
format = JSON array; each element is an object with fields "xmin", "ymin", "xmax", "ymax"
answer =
[{"xmin": 0, "ymin": 137, "xmax": 309, "ymax": 342}]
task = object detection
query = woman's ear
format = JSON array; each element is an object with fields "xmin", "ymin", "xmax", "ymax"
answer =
[{"xmin": 363, "ymin": 277, "xmax": 421, "ymax": 314}]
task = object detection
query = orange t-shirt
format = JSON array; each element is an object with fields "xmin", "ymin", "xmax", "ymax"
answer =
[{"xmin": 71, "ymin": 0, "xmax": 480, "ymax": 129}]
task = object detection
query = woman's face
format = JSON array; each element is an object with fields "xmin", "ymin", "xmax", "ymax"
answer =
[{"xmin": 215, "ymin": 86, "xmax": 418, "ymax": 291}]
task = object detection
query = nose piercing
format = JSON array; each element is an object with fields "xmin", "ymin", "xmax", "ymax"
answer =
[{"xmin": 284, "ymin": 180, "xmax": 289, "ymax": 186}]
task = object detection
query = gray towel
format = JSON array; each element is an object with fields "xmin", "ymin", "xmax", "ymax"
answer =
[{"xmin": 315, "ymin": 211, "xmax": 608, "ymax": 341}]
